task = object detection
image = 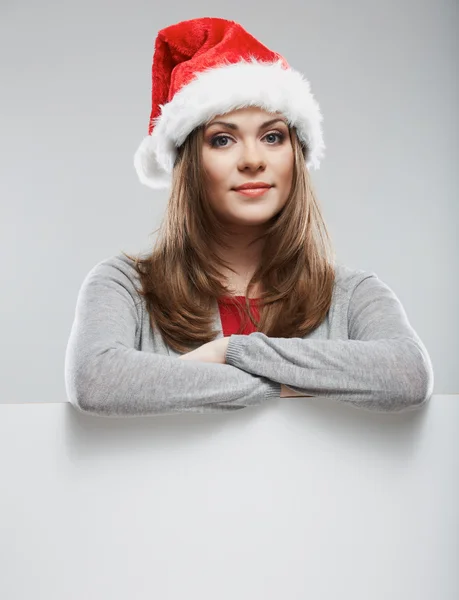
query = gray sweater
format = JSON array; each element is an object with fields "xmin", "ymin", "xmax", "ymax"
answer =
[{"xmin": 64, "ymin": 254, "xmax": 434, "ymax": 417}]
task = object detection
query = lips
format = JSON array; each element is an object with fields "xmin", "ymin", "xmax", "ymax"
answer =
[
  {"xmin": 234, "ymin": 187, "xmax": 271, "ymax": 198},
  {"xmin": 233, "ymin": 182, "xmax": 272, "ymax": 191}
]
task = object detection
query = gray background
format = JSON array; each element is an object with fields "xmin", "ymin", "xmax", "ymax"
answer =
[{"xmin": 1, "ymin": 0, "xmax": 457, "ymax": 403}]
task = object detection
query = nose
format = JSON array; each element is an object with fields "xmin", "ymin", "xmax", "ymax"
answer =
[{"xmin": 237, "ymin": 140, "xmax": 266, "ymax": 172}]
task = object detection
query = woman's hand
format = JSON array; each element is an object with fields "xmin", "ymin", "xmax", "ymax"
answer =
[
  {"xmin": 178, "ymin": 337, "xmax": 230, "ymax": 364},
  {"xmin": 280, "ymin": 384, "xmax": 313, "ymax": 398}
]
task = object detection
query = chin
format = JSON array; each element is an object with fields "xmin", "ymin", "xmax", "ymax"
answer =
[{"xmin": 231, "ymin": 215, "xmax": 275, "ymax": 226}]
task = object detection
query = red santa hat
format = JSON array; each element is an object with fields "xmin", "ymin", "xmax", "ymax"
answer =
[{"xmin": 134, "ymin": 17, "xmax": 325, "ymax": 189}]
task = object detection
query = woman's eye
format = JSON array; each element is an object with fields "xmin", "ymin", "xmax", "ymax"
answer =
[
  {"xmin": 210, "ymin": 135, "xmax": 232, "ymax": 148},
  {"xmin": 265, "ymin": 132, "xmax": 284, "ymax": 144},
  {"xmin": 209, "ymin": 131, "xmax": 285, "ymax": 148}
]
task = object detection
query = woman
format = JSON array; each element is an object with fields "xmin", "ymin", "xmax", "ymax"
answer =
[{"xmin": 64, "ymin": 17, "xmax": 434, "ymax": 417}]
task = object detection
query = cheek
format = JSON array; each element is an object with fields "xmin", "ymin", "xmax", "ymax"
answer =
[
  {"xmin": 276, "ymin": 155, "xmax": 294, "ymax": 187},
  {"xmin": 274, "ymin": 143, "xmax": 293, "ymax": 171},
  {"xmin": 202, "ymin": 153, "xmax": 230, "ymax": 188}
]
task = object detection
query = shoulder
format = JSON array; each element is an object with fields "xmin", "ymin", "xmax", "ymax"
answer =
[
  {"xmin": 88, "ymin": 252, "xmax": 139, "ymax": 276},
  {"xmin": 332, "ymin": 262, "xmax": 405, "ymax": 318},
  {"xmin": 333, "ymin": 261, "xmax": 379, "ymax": 296},
  {"xmin": 82, "ymin": 253, "xmax": 144, "ymax": 298}
]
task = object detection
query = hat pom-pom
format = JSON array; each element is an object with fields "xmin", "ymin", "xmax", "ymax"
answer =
[{"xmin": 134, "ymin": 134, "xmax": 172, "ymax": 190}]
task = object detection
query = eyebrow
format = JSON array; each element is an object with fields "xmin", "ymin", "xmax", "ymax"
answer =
[{"xmin": 205, "ymin": 117, "xmax": 288, "ymax": 131}]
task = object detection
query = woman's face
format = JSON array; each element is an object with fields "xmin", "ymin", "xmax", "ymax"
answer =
[{"xmin": 201, "ymin": 106, "xmax": 294, "ymax": 229}]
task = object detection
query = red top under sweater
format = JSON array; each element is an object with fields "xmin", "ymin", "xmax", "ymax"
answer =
[{"xmin": 218, "ymin": 296, "xmax": 260, "ymax": 336}]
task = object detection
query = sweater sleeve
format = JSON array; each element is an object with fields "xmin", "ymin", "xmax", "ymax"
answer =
[
  {"xmin": 224, "ymin": 274, "xmax": 434, "ymax": 412},
  {"xmin": 64, "ymin": 260, "xmax": 281, "ymax": 417}
]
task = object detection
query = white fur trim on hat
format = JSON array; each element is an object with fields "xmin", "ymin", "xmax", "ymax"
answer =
[{"xmin": 134, "ymin": 58, "xmax": 325, "ymax": 189}]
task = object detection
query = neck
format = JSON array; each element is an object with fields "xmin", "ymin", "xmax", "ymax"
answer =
[{"xmin": 210, "ymin": 226, "xmax": 267, "ymax": 296}]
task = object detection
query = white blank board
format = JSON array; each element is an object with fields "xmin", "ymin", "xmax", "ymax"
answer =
[{"xmin": 0, "ymin": 395, "xmax": 457, "ymax": 599}]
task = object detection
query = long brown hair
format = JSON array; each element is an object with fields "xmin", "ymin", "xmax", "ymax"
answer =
[{"xmin": 123, "ymin": 123, "xmax": 336, "ymax": 354}]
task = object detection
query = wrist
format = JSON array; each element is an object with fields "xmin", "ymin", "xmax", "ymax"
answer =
[{"xmin": 220, "ymin": 336, "xmax": 231, "ymax": 362}]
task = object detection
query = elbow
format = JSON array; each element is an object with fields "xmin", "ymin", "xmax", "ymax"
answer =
[
  {"xmin": 411, "ymin": 363, "xmax": 434, "ymax": 408},
  {"xmin": 411, "ymin": 340, "xmax": 435, "ymax": 408},
  {"xmin": 67, "ymin": 382, "xmax": 101, "ymax": 416},
  {"xmin": 65, "ymin": 363, "xmax": 104, "ymax": 416},
  {"xmin": 399, "ymin": 354, "xmax": 435, "ymax": 411},
  {"xmin": 388, "ymin": 339, "xmax": 435, "ymax": 411},
  {"xmin": 65, "ymin": 349, "xmax": 116, "ymax": 417},
  {"xmin": 68, "ymin": 390, "xmax": 98, "ymax": 415}
]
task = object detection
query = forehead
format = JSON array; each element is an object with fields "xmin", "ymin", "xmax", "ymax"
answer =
[{"xmin": 206, "ymin": 106, "xmax": 288, "ymax": 126}]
